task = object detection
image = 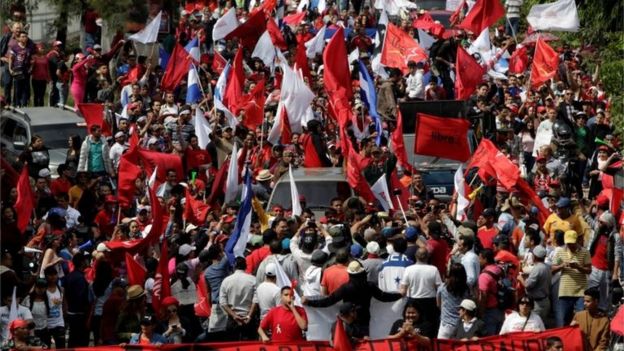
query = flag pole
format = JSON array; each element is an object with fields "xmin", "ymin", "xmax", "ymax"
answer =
[
  {"xmin": 394, "ymin": 195, "xmax": 409, "ymax": 224},
  {"xmin": 505, "ymin": 17, "xmax": 518, "ymax": 45}
]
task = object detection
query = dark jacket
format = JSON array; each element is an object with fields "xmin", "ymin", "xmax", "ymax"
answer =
[{"xmin": 451, "ymin": 318, "xmax": 487, "ymax": 339}]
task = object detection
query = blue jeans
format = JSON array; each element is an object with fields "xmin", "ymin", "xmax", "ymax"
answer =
[
  {"xmin": 556, "ymin": 296, "xmax": 584, "ymax": 327},
  {"xmin": 589, "ymin": 267, "xmax": 610, "ymax": 311},
  {"xmin": 483, "ymin": 308, "xmax": 504, "ymax": 335}
]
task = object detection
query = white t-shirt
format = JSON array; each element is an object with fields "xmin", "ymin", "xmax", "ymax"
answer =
[
  {"xmin": 253, "ymin": 281, "xmax": 281, "ymax": 320},
  {"xmin": 400, "ymin": 263, "xmax": 442, "ymax": 299},
  {"xmin": 499, "ymin": 311, "xmax": 545, "ymax": 334},
  {"xmin": 302, "ymin": 266, "xmax": 322, "ymax": 297},
  {"xmin": 46, "ymin": 287, "xmax": 64, "ymax": 328}
]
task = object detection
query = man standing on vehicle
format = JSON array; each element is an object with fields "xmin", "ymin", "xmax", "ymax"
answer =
[{"xmin": 77, "ymin": 124, "xmax": 113, "ymax": 178}]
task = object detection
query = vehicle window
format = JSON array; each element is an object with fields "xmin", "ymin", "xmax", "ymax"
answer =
[
  {"xmin": 269, "ymin": 181, "xmax": 352, "ymax": 209},
  {"xmin": 1, "ymin": 118, "xmax": 28, "ymax": 150},
  {"xmin": 32, "ymin": 125, "xmax": 86, "ymax": 149},
  {"xmin": 13, "ymin": 124, "xmax": 28, "ymax": 148}
]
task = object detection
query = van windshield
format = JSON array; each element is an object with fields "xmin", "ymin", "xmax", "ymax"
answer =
[{"xmin": 269, "ymin": 181, "xmax": 352, "ymax": 210}]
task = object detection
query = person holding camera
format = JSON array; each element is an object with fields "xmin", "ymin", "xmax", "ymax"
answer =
[{"xmin": 257, "ymin": 286, "xmax": 307, "ymax": 343}]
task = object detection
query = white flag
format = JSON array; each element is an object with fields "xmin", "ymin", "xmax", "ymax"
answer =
[
  {"xmin": 305, "ymin": 25, "xmax": 327, "ymax": 58},
  {"xmin": 280, "ymin": 61, "xmax": 315, "ymax": 134},
  {"xmin": 224, "ymin": 143, "xmax": 239, "ymax": 204},
  {"xmin": 251, "ymin": 31, "xmax": 276, "ymax": 69},
  {"xmin": 468, "ymin": 28, "xmax": 493, "ymax": 61},
  {"xmin": 348, "ymin": 48, "xmax": 360, "ymax": 64},
  {"xmin": 193, "ymin": 107, "xmax": 212, "ymax": 149},
  {"xmin": 289, "ymin": 165, "xmax": 302, "ymax": 216},
  {"xmin": 129, "ymin": 11, "xmax": 162, "ymax": 44},
  {"xmin": 527, "ymin": 0, "xmax": 579, "ymax": 32},
  {"xmin": 454, "ymin": 164, "xmax": 470, "ymax": 221},
  {"xmin": 417, "ymin": 29, "xmax": 435, "ymax": 54},
  {"xmin": 148, "ymin": 166, "xmax": 158, "ymax": 190},
  {"xmin": 212, "ymin": 8, "xmax": 240, "ymax": 41},
  {"xmin": 370, "ymin": 174, "xmax": 394, "ymax": 211},
  {"xmin": 374, "ymin": 0, "xmax": 417, "ymax": 16}
]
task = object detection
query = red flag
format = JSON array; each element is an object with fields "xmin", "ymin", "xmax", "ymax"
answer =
[
  {"xmin": 300, "ymin": 133, "xmax": 323, "ymax": 167},
  {"xmin": 125, "ymin": 253, "xmax": 147, "ymax": 286},
  {"xmin": 138, "ymin": 150, "xmax": 184, "ymax": 183},
  {"xmin": 266, "ymin": 18, "xmax": 287, "ymax": 50},
  {"xmin": 185, "ymin": 148, "xmax": 212, "ymax": 171},
  {"xmin": 414, "ymin": 113, "xmax": 471, "ymax": 162},
  {"xmin": 391, "ymin": 110, "xmax": 416, "ymax": 174},
  {"xmin": 390, "ymin": 170, "xmax": 409, "ymax": 212},
  {"xmin": 470, "ymin": 139, "xmax": 519, "ymax": 189},
  {"xmin": 345, "ymin": 148, "xmax": 375, "ymax": 203},
  {"xmin": 516, "ymin": 178, "xmax": 550, "ymax": 224},
  {"xmin": 184, "ymin": 189, "xmax": 211, "ymax": 225},
  {"xmin": 279, "ymin": 107, "xmax": 293, "ymax": 145},
  {"xmin": 207, "ymin": 159, "xmax": 229, "ymax": 205},
  {"xmin": 257, "ymin": 0, "xmax": 277, "ymax": 15},
  {"xmin": 283, "ymin": 11, "xmax": 307, "ymax": 27},
  {"xmin": 295, "ymin": 42, "xmax": 313, "ymax": 85},
  {"xmin": 323, "ymin": 27, "xmax": 353, "ymax": 103},
  {"xmin": 233, "ymin": 79, "xmax": 266, "ymax": 130},
  {"xmin": 381, "ymin": 23, "xmax": 428, "ymax": 74},
  {"xmin": 333, "ymin": 318, "xmax": 353, "ymax": 351},
  {"xmin": 15, "ymin": 166, "xmax": 33, "ymax": 234},
  {"xmin": 449, "ymin": 0, "xmax": 467, "ymax": 26},
  {"xmin": 152, "ymin": 239, "xmax": 171, "ymax": 312},
  {"xmin": 412, "ymin": 12, "xmax": 436, "ymax": 30},
  {"xmin": 161, "ymin": 43, "xmax": 193, "ymax": 92},
  {"xmin": 530, "ymin": 37, "xmax": 559, "ymax": 88},
  {"xmin": 107, "ymin": 185, "xmax": 165, "ymax": 253},
  {"xmin": 194, "ymin": 273, "xmax": 212, "ymax": 317},
  {"xmin": 77, "ymin": 103, "xmax": 112, "ymax": 137},
  {"xmin": 223, "ymin": 47, "xmax": 245, "ymax": 112},
  {"xmin": 508, "ymin": 45, "xmax": 529, "ymax": 74},
  {"xmin": 466, "ymin": 138, "xmax": 497, "ymax": 183},
  {"xmin": 455, "ymin": 45, "xmax": 486, "ymax": 100},
  {"xmin": 117, "ymin": 151, "xmax": 142, "ymax": 208},
  {"xmin": 225, "ymin": 10, "xmax": 267, "ymax": 48},
  {"xmin": 457, "ymin": 0, "xmax": 505, "ymax": 35},
  {"xmin": 211, "ymin": 51, "xmax": 227, "ymax": 75}
]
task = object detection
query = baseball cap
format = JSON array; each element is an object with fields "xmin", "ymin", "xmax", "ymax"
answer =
[
  {"xmin": 178, "ymin": 244, "xmax": 196, "ymax": 256},
  {"xmin": 114, "ymin": 131, "xmax": 125, "ymax": 139},
  {"xmin": 482, "ymin": 208, "xmax": 496, "ymax": 218},
  {"xmin": 564, "ymin": 230, "xmax": 578, "ymax": 244},
  {"xmin": 339, "ymin": 302, "xmax": 356, "ymax": 315},
  {"xmin": 93, "ymin": 44, "xmax": 102, "ymax": 50},
  {"xmin": 460, "ymin": 299, "xmax": 477, "ymax": 311},
  {"xmin": 404, "ymin": 226, "xmax": 418, "ymax": 241},
  {"xmin": 556, "ymin": 197, "xmax": 571, "ymax": 208},
  {"xmin": 38, "ymin": 168, "xmax": 51, "ymax": 178},
  {"xmin": 265, "ymin": 262, "xmax": 277, "ymax": 277},
  {"xmin": 366, "ymin": 241, "xmax": 380, "ymax": 255},
  {"xmin": 350, "ymin": 244, "xmax": 363, "ymax": 258},
  {"xmin": 532, "ymin": 245, "xmax": 546, "ymax": 259},
  {"xmin": 185, "ymin": 223, "xmax": 198, "ymax": 233},
  {"xmin": 347, "ymin": 260, "xmax": 364, "ymax": 274}
]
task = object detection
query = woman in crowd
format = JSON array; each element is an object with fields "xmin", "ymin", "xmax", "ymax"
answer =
[
  {"xmin": 437, "ymin": 263, "xmax": 471, "ymax": 339},
  {"xmin": 19, "ymin": 135, "xmax": 50, "ymax": 179},
  {"xmin": 388, "ymin": 302, "xmax": 432, "ymax": 345},
  {"xmin": 499, "ymin": 296, "xmax": 545, "ymax": 334}
]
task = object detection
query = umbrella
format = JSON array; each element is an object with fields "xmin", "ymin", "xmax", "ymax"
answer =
[{"xmin": 521, "ymin": 32, "xmax": 559, "ymax": 45}]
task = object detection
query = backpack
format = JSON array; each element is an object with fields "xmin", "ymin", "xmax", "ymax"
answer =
[{"xmin": 485, "ymin": 263, "xmax": 515, "ymax": 310}]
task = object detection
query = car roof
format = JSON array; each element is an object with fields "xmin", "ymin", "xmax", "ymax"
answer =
[
  {"xmin": 21, "ymin": 107, "xmax": 84, "ymax": 127},
  {"xmin": 275, "ymin": 167, "xmax": 347, "ymax": 183}
]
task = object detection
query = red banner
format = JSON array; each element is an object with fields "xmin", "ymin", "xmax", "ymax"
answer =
[
  {"xmin": 61, "ymin": 326, "xmax": 583, "ymax": 351},
  {"xmin": 414, "ymin": 113, "xmax": 471, "ymax": 162}
]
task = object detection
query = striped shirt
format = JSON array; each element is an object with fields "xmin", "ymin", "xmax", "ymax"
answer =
[{"xmin": 554, "ymin": 247, "xmax": 590, "ymax": 297}]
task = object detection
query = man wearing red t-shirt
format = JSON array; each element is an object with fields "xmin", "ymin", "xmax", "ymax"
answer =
[
  {"xmin": 93, "ymin": 195, "xmax": 118, "ymax": 237},
  {"xmin": 478, "ymin": 208, "xmax": 499, "ymax": 250},
  {"xmin": 258, "ymin": 286, "xmax": 308, "ymax": 342},
  {"xmin": 321, "ymin": 249, "xmax": 350, "ymax": 295},
  {"xmin": 50, "ymin": 164, "xmax": 73, "ymax": 197}
]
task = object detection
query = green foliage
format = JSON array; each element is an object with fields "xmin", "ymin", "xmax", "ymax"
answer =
[{"xmin": 87, "ymin": 0, "xmax": 149, "ymax": 32}]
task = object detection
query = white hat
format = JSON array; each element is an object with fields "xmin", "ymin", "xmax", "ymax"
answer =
[
  {"xmin": 96, "ymin": 242, "xmax": 111, "ymax": 252},
  {"xmin": 38, "ymin": 168, "xmax": 51, "ymax": 178},
  {"xmin": 147, "ymin": 137, "xmax": 158, "ymax": 145},
  {"xmin": 265, "ymin": 262, "xmax": 277, "ymax": 277},
  {"xmin": 347, "ymin": 260, "xmax": 364, "ymax": 274},
  {"xmin": 366, "ymin": 241, "xmax": 380, "ymax": 255},
  {"xmin": 532, "ymin": 245, "xmax": 547, "ymax": 259},
  {"xmin": 178, "ymin": 244, "xmax": 196, "ymax": 256},
  {"xmin": 185, "ymin": 223, "xmax": 198, "ymax": 233},
  {"xmin": 460, "ymin": 299, "xmax": 477, "ymax": 311},
  {"xmin": 114, "ymin": 131, "xmax": 125, "ymax": 139},
  {"xmin": 93, "ymin": 44, "xmax": 102, "ymax": 50}
]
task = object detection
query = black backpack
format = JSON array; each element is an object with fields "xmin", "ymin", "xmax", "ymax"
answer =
[{"xmin": 484, "ymin": 263, "xmax": 515, "ymax": 310}]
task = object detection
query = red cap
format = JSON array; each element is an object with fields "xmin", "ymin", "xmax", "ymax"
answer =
[
  {"xmin": 161, "ymin": 296, "xmax": 179, "ymax": 307},
  {"xmin": 536, "ymin": 155, "xmax": 546, "ymax": 163},
  {"xmin": 193, "ymin": 179, "xmax": 205, "ymax": 191},
  {"xmin": 596, "ymin": 193, "xmax": 609, "ymax": 207},
  {"xmin": 537, "ymin": 106, "xmax": 546, "ymax": 113},
  {"xmin": 215, "ymin": 233, "xmax": 229, "ymax": 243},
  {"xmin": 223, "ymin": 215, "xmax": 236, "ymax": 224},
  {"xmin": 597, "ymin": 145, "xmax": 610, "ymax": 152}
]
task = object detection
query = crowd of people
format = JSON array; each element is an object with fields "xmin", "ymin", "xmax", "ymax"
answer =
[{"xmin": 0, "ymin": 0, "xmax": 622, "ymax": 350}]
